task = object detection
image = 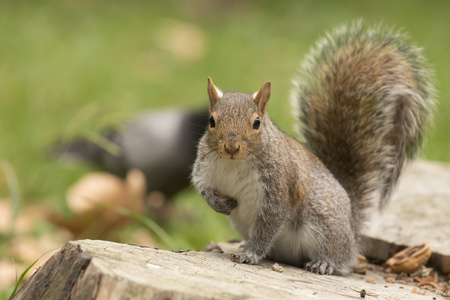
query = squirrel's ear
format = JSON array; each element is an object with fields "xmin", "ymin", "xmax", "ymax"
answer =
[
  {"xmin": 253, "ymin": 81, "xmax": 271, "ymax": 114},
  {"xmin": 207, "ymin": 77, "xmax": 223, "ymax": 110}
]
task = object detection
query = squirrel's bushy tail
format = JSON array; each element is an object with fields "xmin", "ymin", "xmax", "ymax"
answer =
[{"xmin": 293, "ymin": 20, "xmax": 435, "ymax": 234}]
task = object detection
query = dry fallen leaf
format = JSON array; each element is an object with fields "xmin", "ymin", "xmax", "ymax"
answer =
[
  {"xmin": 55, "ymin": 169, "xmax": 147, "ymax": 237},
  {"xmin": 67, "ymin": 169, "xmax": 146, "ymax": 216}
]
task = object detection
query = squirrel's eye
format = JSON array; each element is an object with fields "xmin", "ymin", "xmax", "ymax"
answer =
[
  {"xmin": 209, "ymin": 116, "xmax": 216, "ymax": 128},
  {"xmin": 253, "ymin": 117, "xmax": 260, "ymax": 130}
]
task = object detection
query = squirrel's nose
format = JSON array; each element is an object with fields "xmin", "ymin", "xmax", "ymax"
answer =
[{"xmin": 224, "ymin": 143, "xmax": 240, "ymax": 154}]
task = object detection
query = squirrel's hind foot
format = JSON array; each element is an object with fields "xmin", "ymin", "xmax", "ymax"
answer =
[{"xmin": 305, "ymin": 260, "xmax": 333, "ymax": 275}]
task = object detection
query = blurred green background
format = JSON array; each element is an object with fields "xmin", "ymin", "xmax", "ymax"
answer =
[{"xmin": 0, "ymin": 0, "xmax": 449, "ymax": 295}]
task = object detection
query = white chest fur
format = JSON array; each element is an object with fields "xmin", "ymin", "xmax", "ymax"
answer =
[{"xmin": 199, "ymin": 158, "xmax": 264, "ymax": 239}]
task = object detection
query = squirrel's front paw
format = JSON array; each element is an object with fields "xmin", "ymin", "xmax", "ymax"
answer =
[
  {"xmin": 230, "ymin": 252, "xmax": 259, "ymax": 265},
  {"xmin": 202, "ymin": 189, "xmax": 238, "ymax": 215},
  {"xmin": 305, "ymin": 260, "xmax": 334, "ymax": 275}
]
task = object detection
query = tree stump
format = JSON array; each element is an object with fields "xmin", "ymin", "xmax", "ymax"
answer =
[
  {"xmin": 12, "ymin": 160, "xmax": 450, "ymax": 299},
  {"xmin": 11, "ymin": 239, "xmax": 445, "ymax": 300}
]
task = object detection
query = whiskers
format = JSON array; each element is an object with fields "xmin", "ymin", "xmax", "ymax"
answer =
[
  {"xmin": 196, "ymin": 139, "xmax": 265, "ymax": 164},
  {"xmin": 199, "ymin": 145, "xmax": 220, "ymax": 161}
]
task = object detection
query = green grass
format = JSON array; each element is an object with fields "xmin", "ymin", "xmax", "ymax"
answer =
[
  {"xmin": 0, "ymin": 0, "xmax": 449, "ymax": 293},
  {"xmin": 7, "ymin": 247, "xmax": 60, "ymax": 300}
]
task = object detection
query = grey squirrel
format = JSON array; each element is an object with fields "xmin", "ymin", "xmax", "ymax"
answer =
[
  {"xmin": 191, "ymin": 21, "xmax": 435, "ymax": 275},
  {"xmin": 53, "ymin": 109, "xmax": 209, "ymax": 198}
]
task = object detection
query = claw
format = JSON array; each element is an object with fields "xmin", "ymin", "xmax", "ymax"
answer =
[
  {"xmin": 230, "ymin": 252, "xmax": 258, "ymax": 265},
  {"xmin": 305, "ymin": 260, "xmax": 333, "ymax": 275}
]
